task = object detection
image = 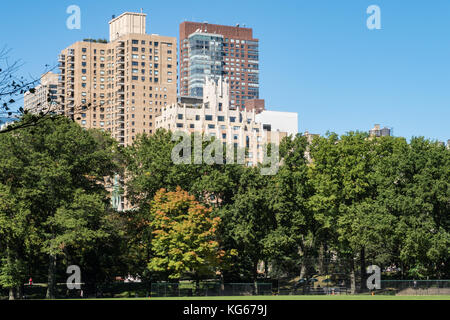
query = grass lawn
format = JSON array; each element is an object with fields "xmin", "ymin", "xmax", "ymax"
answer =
[{"xmin": 76, "ymin": 295, "xmax": 450, "ymax": 301}]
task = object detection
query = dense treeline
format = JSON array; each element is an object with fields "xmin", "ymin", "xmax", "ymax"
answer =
[{"xmin": 0, "ymin": 115, "xmax": 448, "ymax": 299}]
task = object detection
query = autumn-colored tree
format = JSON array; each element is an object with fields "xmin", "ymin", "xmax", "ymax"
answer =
[{"xmin": 147, "ymin": 187, "xmax": 235, "ymax": 283}]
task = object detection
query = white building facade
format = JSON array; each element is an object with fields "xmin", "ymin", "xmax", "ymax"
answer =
[
  {"xmin": 255, "ymin": 110, "xmax": 298, "ymax": 137},
  {"xmin": 156, "ymin": 77, "xmax": 288, "ymax": 166},
  {"xmin": 23, "ymin": 71, "xmax": 59, "ymax": 114}
]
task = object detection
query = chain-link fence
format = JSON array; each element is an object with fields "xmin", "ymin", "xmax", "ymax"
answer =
[
  {"xmin": 0, "ymin": 282, "xmax": 152, "ymax": 299},
  {"xmin": 1, "ymin": 282, "xmax": 274, "ymax": 299},
  {"xmin": 379, "ymin": 280, "xmax": 450, "ymax": 296},
  {"xmin": 2, "ymin": 280, "xmax": 449, "ymax": 299},
  {"xmin": 150, "ymin": 282, "xmax": 273, "ymax": 297}
]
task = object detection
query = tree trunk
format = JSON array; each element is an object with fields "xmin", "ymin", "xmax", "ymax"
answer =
[
  {"xmin": 220, "ymin": 273, "xmax": 224, "ymax": 292},
  {"xmin": 6, "ymin": 245, "xmax": 16, "ymax": 300},
  {"xmin": 46, "ymin": 254, "xmax": 57, "ymax": 299},
  {"xmin": 253, "ymin": 261, "xmax": 258, "ymax": 295},
  {"xmin": 350, "ymin": 257, "xmax": 356, "ymax": 295},
  {"xmin": 323, "ymin": 243, "xmax": 329, "ymax": 275},
  {"xmin": 264, "ymin": 260, "xmax": 268, "ymax": 278},
  {"xmin": 8, "ymin": 288, "xmax": 15, "ymax": 300},
  {"xmin": 318, "ymin": 244, "xmax": 325, "ymax": 275},
  {"xmin": 359, "ymin": 247, "xmax": 366, "ymax": 293},
  {"xmin": 299, "ymin": 264, "xmax": 306, "ymax": 279},
  {"xmin": 16, "ymin": 284, "xmax": 24, "ymax": 299},
  {"xmin": 195, "ymin": 278, "xmax": 200, "ymax": 296},
  {"xmin": 298, "ymin": 242, "xmax": 312, "ymax": 280}
]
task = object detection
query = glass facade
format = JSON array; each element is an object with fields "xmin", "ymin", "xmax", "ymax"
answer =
[{"xmin": 188, "ymin": 33, "xmax": 224, "ymax": 98}]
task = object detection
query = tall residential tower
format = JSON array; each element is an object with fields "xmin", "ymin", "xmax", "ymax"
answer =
[
  {"xmin": 180, "ymin": 22, "xmax": 260, "ymax": 111},
  {"xmin": 58, "ymin": 12, "xmax": 177, "ymax": 146}
]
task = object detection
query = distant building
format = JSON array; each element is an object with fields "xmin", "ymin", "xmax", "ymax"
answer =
[
  {"xmin": 369, "ymin": 124, "xmax": 391, "ymax": 137},
  {"xmin": 0, "ymin": 119, "xmax": 15, "ymax": 132},
  {"xmin": 156, "ymin": 77, "xmax": 287, "ymax": 166},
  {"xmin": 58, "ymin": 12, "xmax": 177, "ymax": 146},
  {"xmin": 255, "ymin": 110, "xmax": 298, "ymax": 137},
  {"xmin": 245, "ymin": 99, "xmax": 265, "ymax": 114},
  {"xmin": 180, "ymin": 21, "xmax": 259, "ymax": 110},
  {"xmin": 178, "ymin": 96, "xmax": 203, "ymax": 106},
  {"xmin": 23, "ymin": 72, "xmax": 59, "ymax": 114}
]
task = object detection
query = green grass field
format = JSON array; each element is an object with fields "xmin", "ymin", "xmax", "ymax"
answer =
[{"xmin": 81, "ymin": 295, "xmax": 450, "ymax": 301}]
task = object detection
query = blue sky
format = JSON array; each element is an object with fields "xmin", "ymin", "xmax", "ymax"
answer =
[{"xmin": 1, "ymin": 0, "xmax": 449, "ymax": 141}]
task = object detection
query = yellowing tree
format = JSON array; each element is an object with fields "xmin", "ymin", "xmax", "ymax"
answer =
[{"xmin": 148, "ymin": 187, "xmax": 233, "ymax": 281}]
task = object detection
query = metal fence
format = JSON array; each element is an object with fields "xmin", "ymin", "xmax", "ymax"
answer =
[
  {"xmin": 277, "ymin": 286, "xmax": 351, "ymax": 296},
  {"xmin": 379, "ymin": 280, "xmax": 450, "ymax": 296},
  {"xmin": 150, "ymin": 282, "xmax": 273, "ymax": 297},
  {"xmin": 0, "ymin": 282, "xmax": 152, "ymax": 300},
  {"xmin": 2, "ymin": 280, "xmax": 449, "ymax": 299}
]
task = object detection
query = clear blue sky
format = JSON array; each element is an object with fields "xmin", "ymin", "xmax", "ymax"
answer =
[{"xmin": 1, "ymin": 0, "xmax": 449, "ymax": 141}]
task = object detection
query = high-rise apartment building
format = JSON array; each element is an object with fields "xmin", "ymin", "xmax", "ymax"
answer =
[
  {"xmin": 180, "ymin": 22, "xmax": 260, "ymax": 110},
  {"xmin": 58, "ymin": 12, "xmax": 177, "ymax": 146},
  {"xmin": 24, "ymin": 71, "xmax": 59, "ymax": 114}
]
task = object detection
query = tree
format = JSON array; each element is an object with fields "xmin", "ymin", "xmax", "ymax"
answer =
[
  {"xmin": 0, "ymin": 114, "xmax": 120, "ymax": 298},
  {"xmin": 124, "ymin": 130, "xmax": 245, "ymax": 283},
  {"xmin": 0, "ymin": 184, "xmax": 32, "ymax": 299},
  {"xmin": 218, "ymin": 167, "xmax": 276, "ymax": 291},
  {"xmin": 125, "ymin": 130, "xmax": 200, "ymax": 210},
  {"xmin": 266, "ymin": 134, "xmax": 316, "ymax": 279},
  {"xmin": 147, "ymin": 187, "xmax": 233, "ymax": 285},
  {"xmin": 375, "ymin": 136, "xmax": 450, "ymax": 278},
  {"xmin": 309, "ymin": 132, "xmax": 382, "ymax": 292}
]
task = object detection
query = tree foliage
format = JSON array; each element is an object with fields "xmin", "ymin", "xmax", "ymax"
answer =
[{"xmin": 147, "ymin": 187, "xmax": 234, "ymax": 280}]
